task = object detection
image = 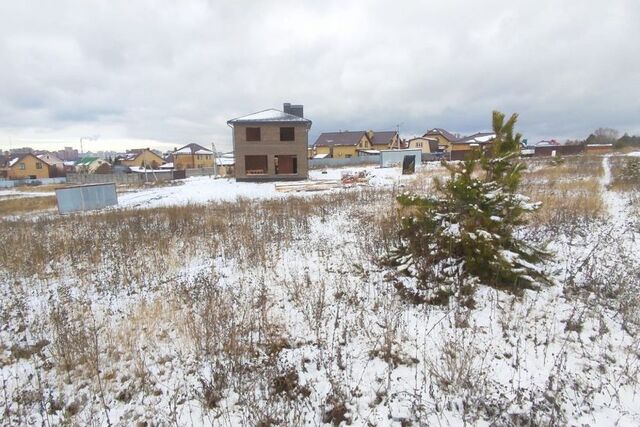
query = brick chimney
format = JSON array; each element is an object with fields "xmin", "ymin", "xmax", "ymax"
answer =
[{"xmin": 283, "ymin": 102, "xmax": 304, "ymax": 118}]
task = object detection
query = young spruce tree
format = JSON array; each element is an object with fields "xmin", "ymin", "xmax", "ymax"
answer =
[{"xmin": 390, "ymin": 111, "xmax": 550, "ymax": 305}]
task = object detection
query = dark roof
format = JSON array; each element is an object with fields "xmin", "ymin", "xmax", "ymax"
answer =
[
  {"xmin": 423, "ymin": 128, "xmax": 459, "ymax": 141},
  {"xmin": 227, "ymin": 109, "xmax": 312, "ymax": 126},
  {"xmin": 453, "ymin": 132, "xmax": 495, "ymax": 144},
  {"xmin": 370, "ymin": 131, "xmax": 398, "ymax": 146},
  {"xmin": 174, "ymin": 143, "xmax": 213, "ymax": 155},
  {"xmin": 314, "ymin": 131, "xmax": 368, "ymax": 147}
]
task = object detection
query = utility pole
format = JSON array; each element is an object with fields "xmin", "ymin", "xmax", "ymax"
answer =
[
  {"xmin": 211, "ymin": 142, "xmax": 218, "ymax": 178},
  {"xmin": 396, "ymin": 123, "xmax": 404, "ymax": 149}
]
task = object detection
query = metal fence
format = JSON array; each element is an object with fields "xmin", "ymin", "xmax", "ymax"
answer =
[
  {"xmin": 185, "ymin": 167, "xmax": 217, "ymax": 177},
  {"xmin": 67, "ymin": 173, "xmax": 142, "ymax": 185},
  {"xmin": 55, "ymin": 183, "xmax": 118, "ymax": 214},
  {"xmin": 0, "ymin": 177, "xmax": 67, "ymax": 188},
  {"xmin": 309, "ymin": 156, "xmax": 380, "ymax": 169},
  {"xmin": 68, "ymin": 171, "xmax": 184, "ymax": 184},
  {"xmin": 66, "ymin": 168, "xmax": 227, "ymax": 185}
]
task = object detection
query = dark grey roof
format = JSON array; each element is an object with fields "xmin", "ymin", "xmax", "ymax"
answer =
[
  {"xmin": 423, "ymin": 128, "xmax": 459, "ymax": 141},
  {"xmin": 227, "ymin": 109, "xmax": 312, "ymax": 125},
  {"xmin": 174, "ymin": 143, "xmax": 213, "ymax": 154},
  {"xmin": 370, "ymin": 131, "xmax": 398, "ymax": 146},
  {"xmin": 314, "ymin": 131, "xmax": 368, "ymax": 147}
]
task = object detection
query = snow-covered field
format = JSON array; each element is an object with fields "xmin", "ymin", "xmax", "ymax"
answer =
[
  {"xmin": 1, "ymin": 156, "xmax": 639, "ymax": 426},
  {"xmin": 115, "ymin": 165, "xmax": 428, "ymax": 209}
]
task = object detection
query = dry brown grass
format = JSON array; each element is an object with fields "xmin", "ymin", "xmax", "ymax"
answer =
[
  {"xmin": 525, "ymin": 186, "xmax": 604, "ymax": 226},
  {"xmin": 0, "ymin": 195, "xmax": 57, "ymax": 216},
  {"xmin": 609, "ymin": 156, "xmax": 640, "ymax": 192},
  {"xmin": 523, "ymin": 155, "xmax": 603, "ymax": 181},
  {"xmin": 0, "ymin": 189, "xmax": 394, "ymax": 279},
  {"xmin": 406, "ymin": 164, "xmax": 448, "ymax": 193},
  {"xmin": 15, "ymin": 183, "xmax": 68, "ymax": 193},
  {"xmin": 521, "ymin": 161, "xmax": 605, "ymax": 227}
]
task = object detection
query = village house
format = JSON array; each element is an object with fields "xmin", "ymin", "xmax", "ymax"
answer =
[
  {"xmin": 172, "ymin": 143, "xmax": 214, "ymax": 170},
  {"xmin": 215, "ymin": 153, "xmax": 235, "ymax": 177},
  {"xmin": 227, "ymin": 103, "xmax": 312, "ymax": 181},
  {"xmin": 313, "ymin": 131, "xmax": 372, "ymax": 159},
  {"xmin": 423, "ymin": 128, "xmax": 459, "ymax": 152},
  {"xmin": 449, "ymin": 132, "xmax": 496, "ymax": 160},
  {"xmin": 406, "ymin": 136, "xmax": 440, "ymax": 153},
  {"xmin": 313, "ymin": 130, "xmax": 402, "ymax": 159},
  {"xmin": 119, "ymin": 148, "xmax": 165, "ymax": 169},
  {"xmin": 369, "ymin": 131, "xmax": 401, "ymax": 151},
  {"xmin": 37, "ymin": 153, "xmax": 66, "ymax": 177},
  {"xmin": 75, "ymin": 157, "xmax": 112, "ymax": 174},
  {"xmin": 2, "ymin": 153, "xmax": 52, "ymax": 180}
]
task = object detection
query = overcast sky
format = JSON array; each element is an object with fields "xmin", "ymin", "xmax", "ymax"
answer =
[{"xmin": 1, "ymin": 0, "xmax": 639, "ymax": 153}]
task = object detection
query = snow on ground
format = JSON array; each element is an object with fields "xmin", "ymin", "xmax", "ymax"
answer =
[
  {"xmin": 116, "ymin": 164, "xmax": 434, "ymax": 209},
  {"xmin": 116, "ymin": 176, "xmax": 282, "ymax": 208},
  {"xmin": 1, "ymin": 156, "xmax": 639, "ymax": 425},
  {"xmin": 0, "ymin": 189, "xmax": 55, "ymax": 199}
]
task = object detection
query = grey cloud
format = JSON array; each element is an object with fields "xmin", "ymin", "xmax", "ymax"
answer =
[{"xmin": 1, "ymin": 0, "xmax": 639, "ymax": 151}]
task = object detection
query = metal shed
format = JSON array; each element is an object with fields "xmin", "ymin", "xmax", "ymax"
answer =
[
  {"xmin": 55, "ymin": 183, "xmax": 118, "ymax": 214},
  {"xmin": 379, "ymin": 149, "xmax": 423, "ymax": 168}
]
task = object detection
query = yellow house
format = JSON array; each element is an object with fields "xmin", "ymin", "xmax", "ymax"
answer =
[
  {"xmin": 120, "ymin": 149, "xmax": 165, "ymax": 169},
  {"xmin": 406, "ymin": 137, "xmax": 439, "ymax": 154},
  {"xmin": 423, "ymin": 128, "xmax": 459, "ymax": 152},
  {"xmin": 369, "ymin": 130, "xmax": 401, "ymax": 151},
  {"xmin": 6, "ymin": 153, "xmax": 51, "ymax": 179},
  {"xmin": 313, "ymin": 131, "xmax": 372, "ymax": 158},
  {"xmin": 173, "ymin": 143, "xmax": 214, "ymax": 169},
  {"xmin": 449, "ymin": 132, "xmax": 495, "ymax": 160}
]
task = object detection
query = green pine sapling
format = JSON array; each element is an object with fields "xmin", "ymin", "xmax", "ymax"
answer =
[{"xmin": 389, "ymin": 111, "xmax": 551, "ymax": 305}]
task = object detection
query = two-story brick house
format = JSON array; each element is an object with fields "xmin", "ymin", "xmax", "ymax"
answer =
[
  {"xmin": 4, "ymin": 153, "xmax": 52, "ymax": 180},
  {"xmin": 227, "ymin": 103, "xmax": 312, "ymax": 181},
  {"xmin": 172, "ymin": 143, "xmax": 214, "ymax": 170}
]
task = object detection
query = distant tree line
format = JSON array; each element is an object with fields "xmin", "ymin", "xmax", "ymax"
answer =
[{"xmin": 583, "ymin": 127, "xmax": 640, "ymax": 148}]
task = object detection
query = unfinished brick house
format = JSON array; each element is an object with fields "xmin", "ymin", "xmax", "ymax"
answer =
[{"xmin": 227, "ymin": 103, "xmax": 312, "ymax": 181}]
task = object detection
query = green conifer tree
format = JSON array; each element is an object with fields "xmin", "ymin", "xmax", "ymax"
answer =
[{"xmin": 389, "ymin": 111, "xmax": 550, "ymax": 305}]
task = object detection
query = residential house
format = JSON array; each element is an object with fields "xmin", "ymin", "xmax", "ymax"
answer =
[
  {"xmin": 172, "ymin": 143, "xmax": 214, "ymax": 170},
  {"xmin": 313, "ymin": 131, "xmax": 372, "ymax": 159},
  {"xmin": 216, "ymin": 153, "xmax": 235, "ymax": 177},
  {"xmin": 423, "ymin": 128, "xmax": 459, "ymax": 152},
  {"xmin": 119, "ymin": 148, "xmax": 165, "ymax": 169},
  {"xmin": 37, "ymin": 153, "xmax": 66, "ymax": 177},
  {"xmin": 227, "ymin": 103, "xmax": 312, "ymax": 181},
  {"xmin": 3, "ymin": 153, "xmax": 52, "ymax": 180},
  {"xmin": 449, "ymin": 132, "xmax": 496, "ymax": 160},
  {"xmin": 406, "ymin": 137, "xmax": 439, "ymax": 153},
  {"xmin": 75, "ymin": 157, "xmax": 112, "ymax": 174},
  {"xmin": 369, "ymin": 131, "xmax": 401, "ymax": 151}
]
